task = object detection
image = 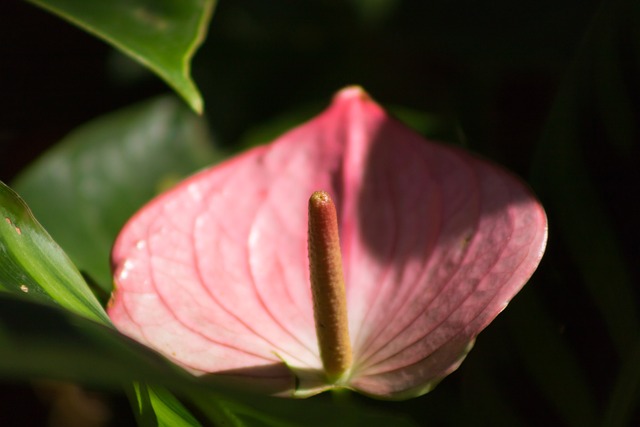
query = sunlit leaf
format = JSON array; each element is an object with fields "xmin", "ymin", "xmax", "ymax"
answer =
[
  {"xmin": 131, "ymin": 383, "xmax": 202, "ymax": 427},
  {"xmin": 0, "ymin": 182, "xmax": 108, "ymax": 324},
  {"xmin": 26, "ymin": 0, "xmax": 216, "ymax": 113}
]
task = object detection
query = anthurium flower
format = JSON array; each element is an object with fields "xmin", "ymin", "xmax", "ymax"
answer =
[{"xmin": 108, "ymin": 87, "xmax": 547, "ymax": 400}]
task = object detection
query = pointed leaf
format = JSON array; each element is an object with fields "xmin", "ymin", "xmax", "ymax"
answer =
[
  {"xmin": 131, "ymin": 383, "xmax": 203, "ymax": 427},
  {"xmin": 13, "ymin": 96, "xmax": 219, "ymax": 292},
  {"xmin": 26, "ymin": 0, "xmax": 216, "ymax": 113},
  {"xmin": 109, "ymin": 87, "xmax": 547, "ymax": 399},
  {"xmin": 0, "ymin": 181, "xmax": 109, "ymax": 324}
]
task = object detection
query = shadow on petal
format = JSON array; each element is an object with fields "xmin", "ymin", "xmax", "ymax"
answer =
[
  {"xmin": 201, "ymin": 363, "xmax": 332, "ymax": 398},
  {"xmin": 341, "ymin": 93, "xmax": 547, "ymax": 398}
]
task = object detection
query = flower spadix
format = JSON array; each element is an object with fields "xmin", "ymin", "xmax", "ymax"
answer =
[
  {"xmin": 108, "ymin": 86, "xmax": 547, "ymax": 399},
  {"xmin": 308, "ymin": 190, "xmax": 352, "ymax": 383}
]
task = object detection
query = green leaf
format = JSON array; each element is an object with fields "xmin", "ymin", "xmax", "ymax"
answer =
[
  {"xmin": 0, "ymin": 182, "xmax": 109, "ymax": 325},
  {"xmin": 0, "ymin": 292, "xmax": 207, "ymax": 426},
  {"xmin": 530, "ymin": 0, "xmax": 639, "ymax": 359},
  {"xmin": 0, "ymin": 294, "xmax": 417, "ymax": 427},
  {"xmin": 25, "ymin": 0, "xmax": 216, "ymax": 113},
  {"xmin": 13, "ymin": 96, "xmax": 220, "ymax": 292},
  {"xmin": 604, "ymin": 338, "xmax": 640, "ymax": 427},
  {"xmin": 132, "ymin": 383, "xmax": 203, "ymax": 427},
  {"xmin": 189, "ymin": 391, "xmax": 418, "ymax": 427},
  {"xmin": 508, "ymin": 287, "xmax": 597, "ymax": 427},
  {"xmin": 0, "ymin": 294, "xmax": 192, "ymax": 387}
]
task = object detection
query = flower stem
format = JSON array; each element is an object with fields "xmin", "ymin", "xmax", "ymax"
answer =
[{"xmin": 308, "ymin": 191, "xmax": 352, "ymax": 382}]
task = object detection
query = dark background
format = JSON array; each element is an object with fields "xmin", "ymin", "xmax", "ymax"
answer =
[{"xmin": 1, "ymin": 0, "xmax": 639, "ymax": 426}]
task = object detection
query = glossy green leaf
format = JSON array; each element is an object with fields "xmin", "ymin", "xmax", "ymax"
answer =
[
  {"xmin": 13, "ymin": 96, "xmax": 219, "ymax": 292},
  {"xmin": 132, "ymin": 383, "xmax": 203, "ymax": 427},
  {"xmin": 0, "ymin": 181, "xmax": 204, "ymax": 425},
  {"xmin": 26, "ymin": 0, "xmax": 216, "ymax": 113},
  {"xmin": 0, "ymin": 182, "xmax": 109, "ymax": 324}
]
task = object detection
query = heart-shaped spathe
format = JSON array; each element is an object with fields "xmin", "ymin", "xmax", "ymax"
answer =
[{"xmin": 108, "ymin": 87, "xmax": 547, "ymax": 399}]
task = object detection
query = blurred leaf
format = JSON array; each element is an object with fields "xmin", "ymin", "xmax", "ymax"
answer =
[
  {"xmin": 0, "ymin": 199, "xmax": 208, "ymax": 427},
  {"xmin": 13, "ymin": 96, "xmax": 220, "ymax": 292},
  {"xmin": 508, "ymin": 287, "xmax": 597, "ymax": 427},
  {"xmin": 190, "ymin": 391, "xmax": 418, "ymax": 427},
  {"xmin": 238, "ymin": 102, "xmax": 322, "ymax": 151},
  {"xmin": 388, "ymin": 105, "xmax": 465, "ymax": 146},
  {"xmin": 348, "ymin": 0, "xmax": 400, "ymax": 27},
  {"xmin": 531, "ymin": 0, "xmax": 640, "ymax": 424},
  {"xmin": 604, "ymin": 338, "xmax": 640, "ymax": 427},
  {"xmin": 530, "ymin": 0, "xmax": 639, "ymax": 359},
  {"xmin": 26, "ymin": 0, "xmax": 216, "ymax": 113},
  {"xmin": 0, "ymin": 295, "xmax": 192, "ymax": 386},
  {"xmin": 0, "ymin": 294, "xmax": 417, "ymax": 426},
  {"xmin": 238, "ymin": 99, "xmax": 463, "ymax": 153},
  {"xmin": 591, "ymin": 0, "xmax": 638, "ymax": 156},
  {"xmin": 0, "ymin": 181, "xmax": 108, "ymax": 324},
  {"xmin": 460, "ymin": 338, "xmax": 529, "ymax": 426}
]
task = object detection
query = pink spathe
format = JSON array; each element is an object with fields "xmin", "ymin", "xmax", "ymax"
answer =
[{"xmin": 108, "ymin": 86, "xmax": 547, "ymax": 399}]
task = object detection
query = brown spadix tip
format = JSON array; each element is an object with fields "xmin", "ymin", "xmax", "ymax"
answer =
[{"xmin": 308, "ymin": 190, "xmax": 352, "ymax": 382}]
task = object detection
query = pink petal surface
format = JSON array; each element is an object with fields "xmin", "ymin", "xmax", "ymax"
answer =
[{"xmin": 108, "ymin": 87, "xmax": 547, "ymax": 399}]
